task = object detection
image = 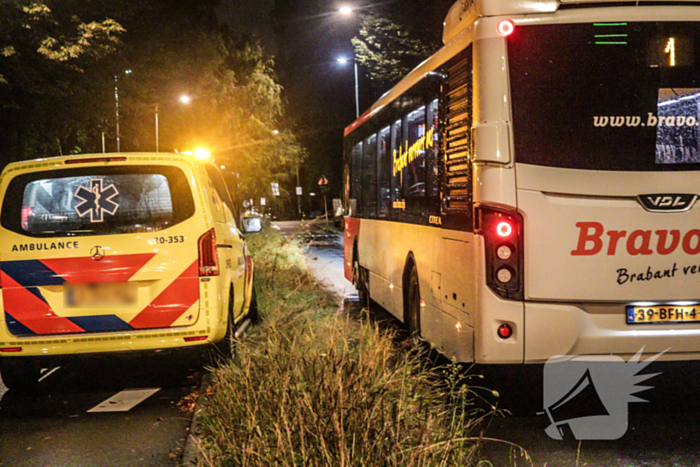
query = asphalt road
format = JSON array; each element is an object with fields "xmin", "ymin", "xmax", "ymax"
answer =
[
  {"xmin": 0, "ymin": 355, "xmax": 203, "ymax": 467},
  {"xmin": 276, "ymin": 220, "xmax": 700, "ymax": 467}
]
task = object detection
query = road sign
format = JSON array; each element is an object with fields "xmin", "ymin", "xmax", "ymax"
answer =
[
  {"xmin": 261, "ymin": 198, "xmax": 266, "ymax": 206},
  {"xmin": 318, "ymin": 175, "xmax": 329, "ymax": 186},
  {"xmin": 296, "ymin": 187, "xmax": 303, "ymax": 196},
  {"xmin": 271, "ymin": 183, "xmax": 280, "ymax": 197}
]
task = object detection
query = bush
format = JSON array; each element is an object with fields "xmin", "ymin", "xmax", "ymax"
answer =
[{"xmin": 198, "ymin": 230, "xmax": 496, "ymax": 466}]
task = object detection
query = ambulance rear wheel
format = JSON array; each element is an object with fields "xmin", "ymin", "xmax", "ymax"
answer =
[
  {"xmin": 216, "ymin": 288, "xmax": 237, "ymax": 361},
  {"xmin": 1, "ymin": 363, "xmax": 42, "ymax": 393},
  {"xmin": 247, "ymin": 285, "xmax": 260, "ymax": 324}
]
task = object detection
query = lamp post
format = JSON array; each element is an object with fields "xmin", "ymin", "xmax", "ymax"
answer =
[{"xmin": 337, "ymin": 57, "xmax": 360, "ymax": 119}]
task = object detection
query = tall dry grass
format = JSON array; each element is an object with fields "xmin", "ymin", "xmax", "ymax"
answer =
[{"xmin": 198, "ymin": 230, "xmax": 501, "ymax": 467}]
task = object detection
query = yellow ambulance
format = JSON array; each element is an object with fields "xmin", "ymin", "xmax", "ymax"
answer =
[{"xmin": 0, "ymin": 153, "xmax": 259, "ymax": 390}]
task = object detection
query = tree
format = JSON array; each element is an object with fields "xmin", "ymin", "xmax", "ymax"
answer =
[
  {"xmin": 0, "ymin": 1, "xmax": 124, "ymax": 160},
  {"xmin": 351, "ymin": 11, "xmax": 432, "ymax": 90}
]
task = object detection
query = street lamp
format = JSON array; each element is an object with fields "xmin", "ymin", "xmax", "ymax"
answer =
[
  {"xmin": 339, "ymin": 6, "xmax": 353, "ymax": 15},
  {"xmin": 337, "ymin": 57, "xmax": 360, "ymax": 119}
]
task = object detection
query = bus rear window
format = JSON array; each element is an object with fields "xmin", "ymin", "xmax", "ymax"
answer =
[
  {"xmin": 508, "ymin": 22, "xmax": 700, "ymax": 171},
  {"xmin": 2, "ymin": 166, "xmax": 195, "ymax": 237}
]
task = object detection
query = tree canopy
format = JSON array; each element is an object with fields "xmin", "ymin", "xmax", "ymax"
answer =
[{"xmin": 0, "ymin": 0, "xmax": 305, "ymax": 203}]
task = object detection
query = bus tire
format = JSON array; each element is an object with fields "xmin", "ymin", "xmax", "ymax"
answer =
[
  {"xmin": 0, "ymin": 362, "xmax": 42, "ymax": 393},
  {"xmin": 353, "ymin": 260, "xmax": 369, "ymax": 306},
  {"xmin": 406, "ymin": 264, "xmax": 422, "ymax": 342}
]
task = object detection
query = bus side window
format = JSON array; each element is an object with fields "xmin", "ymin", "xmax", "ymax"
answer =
[
  {"xmin": 363, "ymin": 134, "xmax": 378, "ymax": 219},
  {"xmin": 390, "ymin": 119, "xmax": 403, "ymax": 215},
  {"xmin": 377, "ymin": 126, "xmax": 391, "ymax": 219},
  {"xmin": 404, "ymin": 106, "xmax": 427, "ymax": 203},
  {"xmin": 350, "ymin": 141, "xmax": 363, "ymax": 217}
]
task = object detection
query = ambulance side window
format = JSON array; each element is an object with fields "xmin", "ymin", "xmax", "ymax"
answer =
[{"xmin": 205, "ymin": 165, "xmax": 235, "ymax": 216}]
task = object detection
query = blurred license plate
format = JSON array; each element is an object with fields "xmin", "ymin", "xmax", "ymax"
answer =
[
  {"xmin": 627, "ymin": 305, "xmax": 700, "ymax": 324},
  {"xmin": 66, "ymin": 282, "xmax": 137, "ymax": 308}
]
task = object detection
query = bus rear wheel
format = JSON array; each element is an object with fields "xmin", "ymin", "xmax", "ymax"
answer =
[
  {"xmin": 407, "ymin": 265, "xmax": 422, "ymax": 343},
  {"xmin": 353, "ymin": 260, "xmax": 369, "ymax": 305}
]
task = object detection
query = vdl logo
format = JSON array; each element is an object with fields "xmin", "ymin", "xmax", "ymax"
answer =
[
  {"xmin": 638, "ymin": 194, "xmax": 697, "ymax": 213},
  {"xmin": 542, "ymin": 349, "xmax": 666, "ymax": 440}
]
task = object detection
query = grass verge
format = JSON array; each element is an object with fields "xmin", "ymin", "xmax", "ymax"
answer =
[{"xmin": 197, "ymin": 229, "xmax": 500, "ymax": 466}]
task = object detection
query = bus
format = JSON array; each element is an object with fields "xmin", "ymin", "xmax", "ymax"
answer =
[{"xmin": 344, "ymin": 0, "xmax": 700, "ymax": 364}]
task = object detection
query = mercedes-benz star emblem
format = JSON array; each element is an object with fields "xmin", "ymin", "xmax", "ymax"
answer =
[{"xmin": 90, "ymin": 246, "xmax": 106, "ymax": 261}]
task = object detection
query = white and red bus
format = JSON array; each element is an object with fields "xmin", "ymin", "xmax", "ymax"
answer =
[{"xmin": 344, "ymin": 0, "xmax": 700, "ymax": 364}]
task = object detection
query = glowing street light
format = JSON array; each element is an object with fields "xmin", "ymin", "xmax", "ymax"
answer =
[
  {"xmin": 339, "ymin": 6, "xmax": 353, "ymax": 15},
  {"xmin": 180, "ymin": 94, "xmax": 191, "ymax": 104}
]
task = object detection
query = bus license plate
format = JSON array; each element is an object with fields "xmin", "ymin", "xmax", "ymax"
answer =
[
  {"xmin": 66, "ymin": 282, "xmax": 137, "ymax": 308},
  {"xmin": 627, "ymin": 305, "xmax": 700, "ymax": 324}
]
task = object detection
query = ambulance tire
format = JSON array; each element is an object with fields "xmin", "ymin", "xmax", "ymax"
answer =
[
  {"xmin": 0, "ymin": 362, "xmax": 42, "ymax": 394},
  {"xmin": 216, "ymin": 288, "xmax": 237, "ymax": 361},
  {"xmin": 247, "ymin": 285, "xmax": 260, "ymax": 324}
]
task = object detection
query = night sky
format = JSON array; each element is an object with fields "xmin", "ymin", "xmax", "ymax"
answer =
[{"xmin": 217, "ymin": 0, "xmax": 277, "ymax": 54}]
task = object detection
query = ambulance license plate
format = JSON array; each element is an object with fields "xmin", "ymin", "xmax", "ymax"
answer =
[
  {"xmin": 66, "ymin": 282, "xmax": 137, "ymax": 308},
  {"xmin": 627, "ymin": 305, "xmax": 700, "ymax": 324}
]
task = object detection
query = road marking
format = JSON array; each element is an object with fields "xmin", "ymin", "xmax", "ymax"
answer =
[
  {"xmin": 0, "ymin": 376, "xmax": 7, "ymax": 402},
  {"xmin": 88, "ymin": 388, "xmax": 160, "ymax": 413},
  {"xmin": 38, "ymin": 367, "xmax": 61, "ymax": 382}
]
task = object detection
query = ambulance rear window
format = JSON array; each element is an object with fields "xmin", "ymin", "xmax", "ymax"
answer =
[{"xmin": 1, "ymin": 166, "xmax": 195, "ymax": 237}]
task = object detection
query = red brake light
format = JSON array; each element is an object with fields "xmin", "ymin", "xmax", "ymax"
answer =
[
  {"xmin": 198, "ymin": 229, "xmax": 219, "ymax": 277},
  {"xmin": 0, "ymin": 347, "xmax": 22, "ymax": 353},
  {"xmin": 184, "ymin": 336, "xmax": 208, "ymax": 342},
  {"xmin": 498, "ymin": 324, "xmax": 513, "ymax": 340},
  {"xmin": 245, "ymin": 255, "xmax": 253, "ymax": 288},
  {"xmin": 496, "ymin": 221, "xmax": 513, "ymax": 238},
  {"xmin": 65, "ymin": 157, "xmax": 127, "ymax": 165},
  {"xmin": 476, "ymin": 206, "xmax": 524, "ymax": 301},
  {"xmin": 498, "ymin": 20, "xmax": 515, "ymax": 37}
]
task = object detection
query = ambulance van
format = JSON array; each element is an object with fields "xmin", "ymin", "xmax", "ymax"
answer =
[{"xmin": 0, "ymin": 153, "xmax": 258, "ymax": 390}]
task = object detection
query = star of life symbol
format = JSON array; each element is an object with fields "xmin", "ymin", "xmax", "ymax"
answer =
[
  {"xmin": 74, "ymin": 179, "xmax": 119, "ymax": 223},
  {"xmin": 542, "ymin": 348, "xmax": 667, "ymax": 441}
]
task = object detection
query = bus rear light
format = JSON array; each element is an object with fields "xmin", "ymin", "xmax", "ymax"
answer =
[
  {"xmin": 498, "ymin": 20, "xmax": 515, "ymax": 37},
  {"xmin": 498, "ymin": 324, "xmax": 513, "ymax": 340},
  {"xmin": 0, "ymin": 347, "xmax": 22, "ymax": 353},
  {"xmin": 496, "ymin": 267, "xmax": 513, "ymax": 284},
  {"xmin": 476, "ymin": 206, "xmax": 524, "ymax": 301},
  {"xmin": 497, "ymin": 245, "xmax": 512, "ymax": 261},
  {"xmin": 198, "ymin": 229, "xmax": 219, "ymax": 277},
  {"xmin": 496, "ymin": 221, "xmax": 513, "ymax": 238}
]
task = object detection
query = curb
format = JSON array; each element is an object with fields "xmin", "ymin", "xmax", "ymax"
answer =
[{"xmin": 180, "ymin": 371, "xmax": 215, "ymax": 467}]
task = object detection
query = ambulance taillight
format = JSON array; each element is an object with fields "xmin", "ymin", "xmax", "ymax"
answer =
[
  {"xmin": 198, "ymin": 229, "xmax": 220, "ymax": 277},
  {"xmin": 475, "ymin": 206, "xmax": 524, "ymax": 301}
]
